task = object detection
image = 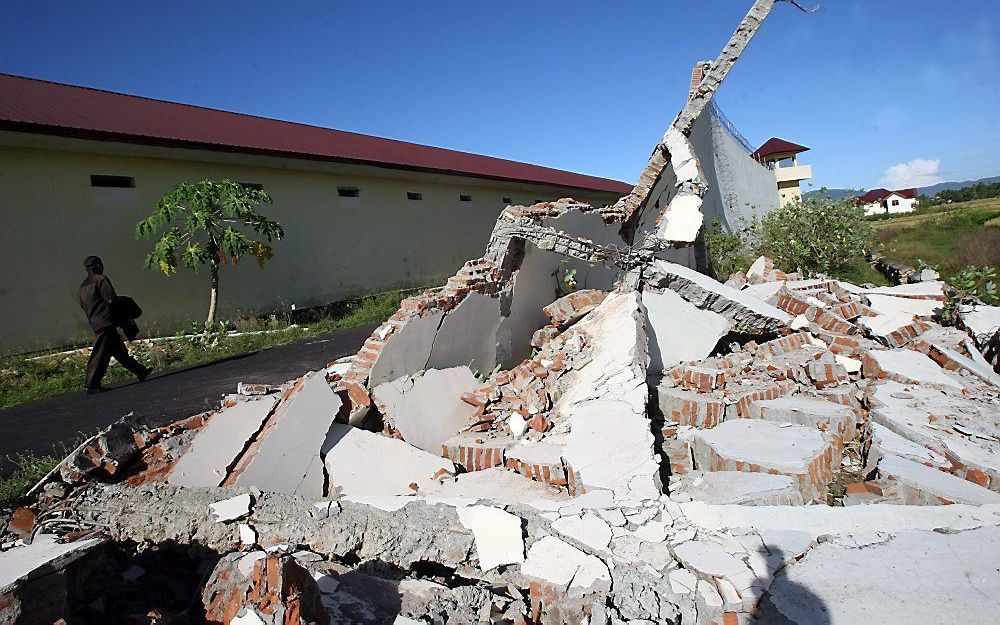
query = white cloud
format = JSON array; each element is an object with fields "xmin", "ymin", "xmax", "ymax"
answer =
[{"xmin": 879, "ymin": 158, "xmax": 943, "ymax": 189}]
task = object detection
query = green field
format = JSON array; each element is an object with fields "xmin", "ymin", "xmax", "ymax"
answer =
[{"xmin": 871, "ymin": 197, "xmax": 1000, "ymax": 278}]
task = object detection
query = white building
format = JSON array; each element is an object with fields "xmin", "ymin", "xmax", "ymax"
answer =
[
  {"xmin": 857, "ymin": 188, "xmax": 918, "ymax": 216},
  {"xmin": 0, "ymin": 73, "xmax": 629, "ymax": 354}
]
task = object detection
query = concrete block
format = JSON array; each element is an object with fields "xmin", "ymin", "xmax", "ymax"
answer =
[
  {"xmin": 657, "ymin": 385, "xmax": 725, "ymax": 429},
  {"xmin": 232, "ymin": 373, "xmax": 342, "ymax": 497},
  {"xmin": 169, "ymin": 396, "xmax": 277, "ymax": 487},
  {"xmin": 669, "ymin": 470, "xmax": 804, "ymax": 506},
  {"xmin": 690, "ymin": 419, "xmax": 841, "ymax": 501},
  {"xmin": 372, "ymin": 366, "xmax": 480, "ymax": 454},
  {"xmin": 322, "ymin": 423, "xmax": 454, "ymax": 496},
  {"xmin": 643, "ymin": 287, "xmax": 731, "ymax": 371},
  {"xmin": 864, "ymin": 422, "xmax": 950, "ymax": 476},
  {"xmin": 209, "ymin": 493, "xmax": 252, "ymax": 522}
]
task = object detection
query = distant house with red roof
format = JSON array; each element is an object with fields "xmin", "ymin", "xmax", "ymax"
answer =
[
  {"xmin": 751, "ymin": 137, "xmax": 812, "ymax": 206},
  {"xmin": 856, "ymin": 188, "xmax": 918, "ymax": 216},
  {"xmin": 0, "ymin": 73, "xmax": 630, "ymax": 352}
]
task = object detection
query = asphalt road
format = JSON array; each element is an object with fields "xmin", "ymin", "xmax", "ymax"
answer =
[{"xmin": 0, "ymin": 323, "xmax": 375, "ymax": 475}]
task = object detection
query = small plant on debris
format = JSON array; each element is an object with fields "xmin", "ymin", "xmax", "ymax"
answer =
[
  {"xmin": 940, "ymin": 265, "xmax": 999, "ymax": 325},
  {"xmin": 552, "ymin": 259, "xmax": 579, "ymax": 298},
  {"xmin": 756, "ymin": 196, "xmax": 875, "ymax": 278},
  {"xmin": 136, "ymin": 179, "xmax": 284, "ymax": 325}
]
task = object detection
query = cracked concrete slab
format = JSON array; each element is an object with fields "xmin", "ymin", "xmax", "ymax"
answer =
[{"xmin": 231, "ymin": 373, "xmax": 342, "ymax": 497}]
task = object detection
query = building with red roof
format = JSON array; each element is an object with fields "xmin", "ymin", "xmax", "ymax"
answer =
[
  {"xmin": 856, "ymin": 188, "xmax": 918, "ymax": 216},
  {"xmin": 0, "ymin": 73, "xmax": 630, "ymax": 352},
  {"xmin": 751, "ymin": 137, "xmax": 813, "ymax": 206}
]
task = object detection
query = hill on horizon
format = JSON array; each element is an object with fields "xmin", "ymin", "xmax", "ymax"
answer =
[{"xmin": 803, "ymin": 175, "xmax": 1000, "ymax": 200}]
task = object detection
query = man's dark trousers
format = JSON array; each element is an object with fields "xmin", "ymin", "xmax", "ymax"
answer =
[{"xmin": 86, "ymin": 327, "xmax": 145, "ymax": 389}]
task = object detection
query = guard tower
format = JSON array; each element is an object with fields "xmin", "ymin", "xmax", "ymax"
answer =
[{"xmin": 751, "ymin": 138, "xmax": 812, "ymax": 206}]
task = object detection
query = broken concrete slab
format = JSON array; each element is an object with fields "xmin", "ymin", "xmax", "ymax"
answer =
[
  {"xmin": 864, "ymin": 422, "xmax": 951, "ymax": 476},
  {"xmin": 669, "ymin": 470, "xmax": 804, "ymax": 506},
  {"xmin": 747, "ymin": 396, "xmax": 858, "ymax": 442},
  {"xmin": 876, "ymin": 454, "xmax": 1000, "ymax": 505},
  {"xmin": 867, "ymin": 381, "xmax": 1000, "ymax": 493},
  {"xmin": 455, "ymin": 505, "xmax": 525, "ymax": 571},
  {"xmin": 689, "ymin": 419, "xmax": 840, "ymax": 501},
  {"xmin": 551, "ymin": 512, "xmax": 613, "ymax": 553},
  {"xmin": 865, "ymin": 293, "xmax": 941, "ymax": 318},
  {"xmin": 643, "ymin": 287, "xmax": 731, "ymax": 372},
  {"xmin": 862, "ymin": 348, "xmax": 965, "ymax": 390},
  {"xmin": 864, "ymin": 281, "xmax": 947, "ymax": 300},
  {"xmin": 322, "ymin": 423, "xmax": 454, "ymax": 496},
  {"xmin": 647, "ymin": 260, "xmax": 792, "ymax": 334},
  {"xmin": 230, "ymin": 373, "xmax": 341, "ymax": 497},
  {"xmin": 959, "ymin": 304, "xmax": 1000, "ymax": 348},
  {"xmin": 425, "ymin": 292, "xmax": 500, "ymax": 375},
  {"xmin": 169, "ymin": 396, "xmax": 277, "ymax": 487},
  {"xmin": 372, "ymin": 366, "xmax": 480, "ymax": 454},
  {"xmin": 761, "ymin": 527, "xmax": 1000, "ymax": 624},
  {"xmin": 559, "ymin": 291, "xmax": 661, "ymax": 501},
  {"xmin": 368, "ymin": 310, "xmax": 445, "ymax": 387}
]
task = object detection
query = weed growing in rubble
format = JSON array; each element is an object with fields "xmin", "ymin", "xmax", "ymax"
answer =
[
  {"xmin": 756, "ymin": 196, "xmax": 875, "ymax": 277},
  {"xmin": 940, "ymin": 265, "xmax": 999, "ymax": 325}
]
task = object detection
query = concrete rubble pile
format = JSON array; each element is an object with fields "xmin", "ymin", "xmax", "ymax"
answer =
[{"xmin": 4, "ymin": 2, "xmax": 1000, "ymax": 623}]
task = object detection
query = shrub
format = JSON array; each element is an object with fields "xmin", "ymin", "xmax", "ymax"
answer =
[
  {"xmin": 755, "ymin": 196, "xmax": 875, "ymax": 277},
  {"xmin": 704, "ymin": 218, "xmax": 754, "ymax": 280}
]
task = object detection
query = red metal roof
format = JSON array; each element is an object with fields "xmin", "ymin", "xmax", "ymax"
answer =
[
  {"xmin": 0, "ymin": 73, "xmax": 632, "ymax": 195},
  {"xmin": 751, "ymin": 137, "xmax": 810, "ymax": 160}
]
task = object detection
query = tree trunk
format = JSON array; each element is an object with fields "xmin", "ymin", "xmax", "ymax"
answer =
[{"xmin": 206, "ymin": 261, "xmax": 219, "ymax": 326}]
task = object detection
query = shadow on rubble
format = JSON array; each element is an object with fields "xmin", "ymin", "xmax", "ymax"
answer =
[{"xmin": 751, "ymin": 545, "xmax": 830, "ymax": 625}]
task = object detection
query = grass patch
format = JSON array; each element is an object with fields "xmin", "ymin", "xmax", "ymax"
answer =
[
  {"xmin": 831, "ymin": 259, "xmax": 891, "ymax": 287},
  {"xmin": 0, "ymin": 289, "xmax": 415, "ymax": 410},
  {"xmin": 874, "ymin": 198, "xmax": 1000, "ymax": 278},
  {"xmin": 0, "ymin": 451, "xmax": 61, "ymax": 509}
]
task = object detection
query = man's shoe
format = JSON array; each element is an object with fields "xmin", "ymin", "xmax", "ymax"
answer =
[
  {"xmin": 138, "ymin": 367, "xmax": 153, "ymax": 382},
  {"xmin": 85, "ymin": 386, "xmax": 107, "ymax": 395}
]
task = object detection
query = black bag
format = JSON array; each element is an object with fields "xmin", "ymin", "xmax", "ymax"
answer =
[{"xmin": 110, "ymin": 296, "xmax": 143, "ymax": 341}]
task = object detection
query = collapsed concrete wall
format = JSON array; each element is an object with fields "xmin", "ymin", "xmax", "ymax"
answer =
[{"xmin": 11, "ymin": 3, "xmax": 1000, "ymax": 625}]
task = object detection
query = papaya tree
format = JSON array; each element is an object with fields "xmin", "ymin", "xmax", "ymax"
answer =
[{"xmin": 136, "ymin": 179, "xmax": 283, "ymax": 325}]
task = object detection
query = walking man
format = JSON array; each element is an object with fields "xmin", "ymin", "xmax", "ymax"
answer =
[{"xmin": 79, "ymin": 256, "xmax": 151, "ymax": 394}]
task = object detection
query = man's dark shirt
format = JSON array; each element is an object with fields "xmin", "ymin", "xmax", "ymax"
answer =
[{"xmin": 79, "ymin": 274, "xmax": 116, "ymax": 332}]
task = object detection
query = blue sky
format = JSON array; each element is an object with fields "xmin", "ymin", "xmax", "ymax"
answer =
[{"xmin": 1, "ymin": 1, "xmax": 997, "ymax": 191}]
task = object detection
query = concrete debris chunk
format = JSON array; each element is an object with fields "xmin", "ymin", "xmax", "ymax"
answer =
[
  {"xmin": 520, "ymin": 536, "xmax": 611, "ymax": 592},
  {"xmin": 455, "ymin": 505, "xmax": 525, "ymax": 570},
  {"xmin": 862, "ymin": 348, "xmax": 965, "ymax": 390},
  {"xmin": 959, "ymin": 304, "xmax": 1000, "ymax": 348},
  {"xmin": 209, "ymin": 493, "xmax": 253, "ymax": 522}
]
